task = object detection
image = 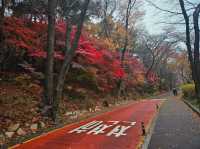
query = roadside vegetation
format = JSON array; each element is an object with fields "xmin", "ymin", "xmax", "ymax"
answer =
[{"xmin": 181, "ymin": 84, "xmax": 200, "ymax": 110}]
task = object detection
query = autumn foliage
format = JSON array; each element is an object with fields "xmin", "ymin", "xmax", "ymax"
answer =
[{"xmin": 2, "ymin": 17, "xmax": 157, "ymax": 93}]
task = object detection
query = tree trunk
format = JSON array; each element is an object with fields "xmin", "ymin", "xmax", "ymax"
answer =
[
  {"xmin": 193, "ymin": 3, "xmax": 200, "ymax": 99},
  {"xmin": 179, "ymin": 0, "xmax": 193, "ymax": 65},
  {"xmin": 52, "ymin": 0, "xmax": 90, "ymax": 121},
  {"xmin": 179, "ymin": 0, "xmax": 200, "ymax": 99},
  {"xmin": 118, "ymin": 0, "xmax": 134, "ymax": 97},
  {"xmin": 43, "ymin": 0, "xmax": 57, "ymax": 117},
  {"xmin": 0, "ymin": 0, "xmax": 5, "ymax": 69},
  {"xmin": 145, "ymin": 52, "xmax": 155, "ymax": 79},
  {"xmin": 0, "ymin": 0, "xmax": 5, "ymax": 40},
  {"xmin": 53, "ymin": 23, "xmax": 72, "ymax": 121}
]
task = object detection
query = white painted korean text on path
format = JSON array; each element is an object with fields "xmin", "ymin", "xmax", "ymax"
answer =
[{"xmin": 68, "ymin": 120, "xmax": 136, "ymax": 138}]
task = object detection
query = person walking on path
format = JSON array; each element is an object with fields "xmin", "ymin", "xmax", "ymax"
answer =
[{"xmin": 172, "ymin": 88, "xmax": 178, "ymax": 96}]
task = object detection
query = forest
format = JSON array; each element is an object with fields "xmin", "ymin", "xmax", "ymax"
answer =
[{"xmin": 0, "ymin": 0, "xmax": 200, "ymax": 146}]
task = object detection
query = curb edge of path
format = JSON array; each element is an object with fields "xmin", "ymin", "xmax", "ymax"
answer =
[
  {"xmin": 141, "ymin": 100, "xmax": 165, "ymax": 149},
  {"xmin": 183, "ymin": 100, "xmax": 200, "ymax": 117}
]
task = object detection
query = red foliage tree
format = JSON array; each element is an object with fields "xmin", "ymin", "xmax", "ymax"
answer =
[{"xmin": 3, "ymin": 17, "xmax": 150, "ymax": 92}]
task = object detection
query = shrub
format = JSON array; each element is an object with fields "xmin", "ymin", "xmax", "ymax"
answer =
[
  {"xmin": 143, "ymin": 83, "xmax": 158, "ymax": 95},
  {"xmin": 3, "ymin": 17, "xmax": 147, "ymax": 93},
  {"xmin": 180, "ymin": 84, "xmax": 195, "ymax": 99}
]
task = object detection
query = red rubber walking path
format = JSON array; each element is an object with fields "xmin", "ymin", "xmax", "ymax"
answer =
[{"xmin": 11, "ymin": 99, "xmax": 163, "ymax": 149}]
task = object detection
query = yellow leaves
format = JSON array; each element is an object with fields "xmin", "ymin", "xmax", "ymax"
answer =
[
  {"xmin": 136, "ymin": 74, "xmax": 145, "ymax": 85},
  {"xmin": 100, "ymin": 38, "xmax": 120, "ymax": 50},
  {"xmin": 180, "ymin": 84, "xmax": 195, "ymax": 98},
  {"xmin": 85, "ymin": 23, "xmax": 101, "ymax": 35},
  {"xmin": 113, "ymin": 22, "xmax": 126, "ymax": 38},
  {"xmin": 84, "ymin": 20, "xmax": 135, "ymax": 51},
  {"xmin": 87, "ymin": 66, "xmax": 98, "ymax": 76}
]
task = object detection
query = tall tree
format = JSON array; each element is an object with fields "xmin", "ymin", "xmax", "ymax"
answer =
[
  {"xmin": 101, "ymin": 0, "xmax": 117, "ymax": 38},
  {"xmin": 43, "ymin": 0, "xmax": 57, "ymax": 117},
  {"xmin": 53, "ymin": 0, "xmax": 90, "ymax": 121},
  {"xmin": 0, "ymin": 0, "xmax": 5, "ymax": 36},
  {"xmin": 142, "ymin": 34, "xmax": 168, "ymax": 78},
  {"xmin": 118, "ymin": 0, "xmax": 136, "ymax": 97},
  {"xmin": 121, "ymin": 0, "xmax": 136, "ymax": 64},
  {"xmin": 179, "ymin": 0, "xmax": 200, "ymax": 98},
  {"xmin": 44, "ymin": 0, "xmax": 90, "ymax": 121},
  {"xmin": 0, "ymin": 0, "xmax": 5, "ymax": 69},
  {"xmin": 193, "ymin": 2, "xmax": 200, "ymax": 98}
]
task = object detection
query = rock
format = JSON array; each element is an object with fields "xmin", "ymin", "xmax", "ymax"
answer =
[
  {"xmin": 32, "ymin": 117, "xmax": 39, "ymax": 123},
  {"xmin": 39, "ymin": 121, "xmax": 45, "ymax": 128},
  {"xmin": 30, "ymin": 124, "xmax": 38, "ymax": 132},
  {"xmin": 95, "ymin": 106, "xmax": 101, "ymax": 111},
  {"xmin": 25, "ymin": 123, "xmax": 30, "ymax": 127},
  {"xmin": 33, "ymin": 72, "xmax": 44, "ymax": 80},
  {"xmin": 69, "ymin": 115, "xmax": 78, "ymax": 120},
  {"xmin": 73, "ymin": 110, "xmax": 80, "ymax": 115},
  {"xmin": 76, "ymin": 88, "xmax": 87, "ymax": 94},
  {"xmin": 89, "ymin": 108, "xmax": 92, "ymax": 112},
  {"xmin": 89, "ymin": 108, "xmax": 95, "ymax": 112},
  {"xmin": 65, "ymin": 111, "xmax": 80, "ymax": 117},
  {"xmin": 66, "ymin": 86, "xmax": 73, "ymax": 90},
  {"xmin": 8, "ymin": 123, "xmax": 20, "ymax": 132},
  {"xmin": 30, "ymin": 108, "xmax": 35, "ymax": 112},
  {"xmin": 16, "ymin": 128, "xmax": 26, "ymax": 136},
  {"xmin": 5, "ymin": 132, "xmax": 15, "ymax": 138},
  {"xmin": 64, "ymin": 111, "xmax": 73, "ymax": 116},
  {"xmin": 35, "ymin": 107, "xmax": 40, "ymax": 113}
]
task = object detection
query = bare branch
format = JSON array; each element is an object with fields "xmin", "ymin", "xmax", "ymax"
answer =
[
  {"xmin": 145, "ymin": 0, "xmax": 182, "ymax": 15},
  {"xmin": 157, "ymin": 21, "xmax": 186, "ymax": 25},
  {"xmin": 185, "ymin": 0, "xmax": 196, "ymax": 7}
]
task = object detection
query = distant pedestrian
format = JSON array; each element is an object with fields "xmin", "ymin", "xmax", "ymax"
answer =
[{"xmin": 172, "ymin": 88, "xmax": 178, "ymax": 96}]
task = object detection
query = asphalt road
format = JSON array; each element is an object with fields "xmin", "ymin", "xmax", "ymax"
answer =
[
  {"xmin": 11, "ymin": 99, "xmax": 162, "ymax": 149},
  {"xmin": 149, "ymin": 98, "xmax": 200, "ymax": 149}
]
